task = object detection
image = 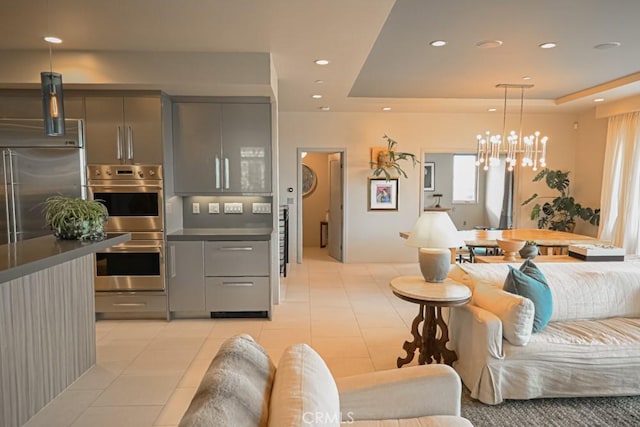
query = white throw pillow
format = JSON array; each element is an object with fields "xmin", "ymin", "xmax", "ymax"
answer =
[
  {"xmin": 473, "ymin": 281, "xmax": 535, "ymax": 346},
  {"xmin": 268, "ymin": 344, "xmax": 340, "ymax": 427}
]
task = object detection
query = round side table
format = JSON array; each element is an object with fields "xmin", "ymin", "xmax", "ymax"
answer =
[{"xmin": 390, "ymin": 276, "xmax": 471, "ymax": 367}]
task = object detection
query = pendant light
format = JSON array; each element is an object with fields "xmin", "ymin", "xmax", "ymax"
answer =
[
  {"xmin": 475, "ymin": 84, "xmax": 548, "ymax": 172},
  {"xmin": 41, "ymin": 36, "xmax": 65, "ymax": 136}
]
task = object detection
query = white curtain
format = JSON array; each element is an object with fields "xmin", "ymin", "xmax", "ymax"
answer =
[
  {"xmin": 599, "ymin": 112, "xmax": 640, "ymax": 254},
  {"xmin": 484, "ymin": 161, "xmax": 505, "ymax": 228}
]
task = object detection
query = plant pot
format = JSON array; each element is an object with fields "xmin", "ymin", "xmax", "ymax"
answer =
[
  {"xmin": 519, "ymin": 245, "xmax": 538, "ymax": 259},
  {"xmin": 55, "ymin": 219, "xmax": 106, "ymax": 241}
]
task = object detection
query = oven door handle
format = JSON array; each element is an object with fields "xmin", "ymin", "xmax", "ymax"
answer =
[
  {"xmin": 89, "ymin": 184, "xmax": 163, "ymax": 190},
  {"xmin": 218, "ymin": 247, "xmax": 254, "ymax": 252},
  {"xmin": 100, "ymin": 246, "xmax": 162, "ymax": 253},
  {"xmin": 221, "ymin": 282, "xmax": 254, "ymax": 287}
]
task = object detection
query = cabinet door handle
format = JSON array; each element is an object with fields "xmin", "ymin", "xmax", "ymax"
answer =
[
  {"xmin": 127, "ymin": 126, "xmax": 134, "ymax": 160},
  {"xmin": 112, "ymin": 303, "xmax": 146, "ymax": 307},
  {"xmin": 169, "ymin": 245, "xmax": 176, "ymax": 278},
  {"xmin": 116, "ymin": 127, "xmax": 123, "ymax": 160},
  {"xmin": 224, "ymin": 157, "xmax": 230, "ymax": 189},
  {"xmin": 221, "ymin": 282, "xmax": 253, "ymax": 287},
  {"xmin": 215, "ymin": 156, "xmax": 221, "ymax": 189},
  {"xmin": 219, "ymin": 247, "xmax": 253, "ymax": 251}
]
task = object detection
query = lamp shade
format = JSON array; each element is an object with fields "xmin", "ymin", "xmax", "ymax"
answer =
[{"xmin": 405, "ymin": 212, "xmax": 464, "ymax": 249}]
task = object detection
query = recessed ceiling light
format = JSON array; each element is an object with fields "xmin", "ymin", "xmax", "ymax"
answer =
[
  {"xmin": 594, "ymin": 98, "xmax": 605, "ymax": 103},
  {"xmin": 475, "ymin": 40, "xmax": 503, "ymax": 49},
  {"xmin": 594, "ymin": 42, "xmax": 621, "ymax": 50},
  {"xmin": 488, "ymin": 108, "xmax": 497, "ymax": 112},
  {"xmin": 539, "ymin": 42, "xmax": 557, "ymax": 49},
  {"xmin": 43, "ymin": 36, "xmax": 62, "ymax": 44},
  {"xmin": 430, "ymin": 40, "xmax": 447, "ymax": 47},
  {"xmin": 522, "ymin": 75, "xmax": 532, "ymax": 80},
  {"xmin": 319, "ymin": 106, "xmax": 330, "ymax": 111},
  {"xmin": 311, "ymin": 94, "xmax": 322, "ymax": 99},
  {"xmin": 314, "ymin": 79, "xmax": 324, "ymax": 84},
  {"xmin": 314, "ymin": 59, "xmax": 330, "ymax": 65},
  {"xmin": 382, "ymin": 107, "xmax": 392, "ymax": 111}
]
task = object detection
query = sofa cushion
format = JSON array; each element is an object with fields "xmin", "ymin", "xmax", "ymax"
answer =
[
  {"xmin": 458, "ymin": 262, "xmax": 640, "ymax": 322},
  {"xmin": 504, "ymin": 265, "xmax": 553, "ymax": 332},
  {"xmin": 268, "ymin": 343, "xmax": 340, "ymax": 427},
  {"xmin": 473, "ymin": 280, "xmax": 535, "ymax": 346},
  {"xmin": 179, "ymin": 334, "xmax": 275, "ymax": 427},
  {"xmin": 344, "ymin": 416, "xmax": 473, "ymax": 426}
]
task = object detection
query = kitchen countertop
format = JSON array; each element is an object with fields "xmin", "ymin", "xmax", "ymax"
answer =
[
  {"xmin": 167, "ymin": 228, "xmax": 273, "ymax": 241},
  {"xmin": 0, "ymin": 233, "xmax": 131, "ymax": 283}
]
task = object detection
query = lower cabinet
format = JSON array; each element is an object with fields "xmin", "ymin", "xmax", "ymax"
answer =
[
  {"xmin": 167, "ymin": 241, "xmax": 205, "ymax": 312},
  {"xmin": 168, "ymin": 239, "xmax": 270, "ymax": 316},
  {"xmin": 205, "ymin": 277, "xmax": 270, "ymax": 312}
]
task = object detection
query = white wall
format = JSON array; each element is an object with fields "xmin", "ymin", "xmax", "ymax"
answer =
[{"xmin": 280, "ymin": 111, "xmax": 591, "ymax": 263}]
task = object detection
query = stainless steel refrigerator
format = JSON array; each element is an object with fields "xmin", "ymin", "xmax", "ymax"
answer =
[{"xmin": 1, "ymin": 119, "xmax": 86, "ymax": 245}]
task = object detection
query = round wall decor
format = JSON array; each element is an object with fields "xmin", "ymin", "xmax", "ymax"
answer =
[{"xmin": 302, "ymin": 164, "xmax": 318, "ymax": 197}]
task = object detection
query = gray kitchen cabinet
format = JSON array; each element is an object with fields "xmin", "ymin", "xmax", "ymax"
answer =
[
  {"xmin": 85, "ymin": 96, "xmax": 162, "ymax": 165},
  {"xmin": 204, "ymin": 240, "xmax": 270, "ymax": 314},
  {"xmin": 172, "ymin": 101, "xmax": 271, "ymax": 194},
  {"xmin": 0, "ymin": 92, "xmax": 84, "ymax": 120},
  {"xmin": 205, "ymin": 277, "xmax": 270, "ymax": 312},
  {"xmin": 167, "ymin": 241, "xmax": 205, "ymax": 312},
  {"xmin": 172, "ymin": 102, "xmax": 222, "ymax": 193}
]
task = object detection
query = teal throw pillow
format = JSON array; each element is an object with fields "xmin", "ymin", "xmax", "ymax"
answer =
[
  {"xmin": 519, "ymin": 258, "xmax": 548, "ymax": 286},
  {"xmin": 504, "ymin": 264, "xmax": 552, "ymax": 332}
]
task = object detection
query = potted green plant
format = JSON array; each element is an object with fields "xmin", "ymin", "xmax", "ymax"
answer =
[
  {"xmin": 519, "ymin": 240, "xmax": 539, "ymax": 259},
  {"xmin": 522, "ymin": 168, "xmax": 600, "ymax": 232},
  {"xmin": 43, "ymin": 196, "xmax": 109, "ymax": 241},
  {"xmin": 370, "ymin": 135, "xmax": 418, "ymax": 181}
]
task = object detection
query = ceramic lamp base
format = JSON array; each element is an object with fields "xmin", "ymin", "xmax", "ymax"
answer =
[{"xmin": 418, "ymin": 248, "xmax": 451, "ymax": 283}]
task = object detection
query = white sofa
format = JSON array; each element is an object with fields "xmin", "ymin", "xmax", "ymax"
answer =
[
  {"xmin": 448, "ymin": 261, "xmax": 640, "ymax": 405},
  {"xmin": 179, "ymin": 334, "xmax": 473, "ymax": 426}
]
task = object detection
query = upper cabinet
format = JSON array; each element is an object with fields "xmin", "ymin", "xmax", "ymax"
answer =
[
  {"xmin": 172, "ymin": 100, "xmax": 271, "ymax": 194},
  {"xmin": 85, "ymin": 96, "xmax": 162, "ymax": 165}
]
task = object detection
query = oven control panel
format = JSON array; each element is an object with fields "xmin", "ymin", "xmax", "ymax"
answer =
[{"xmin": 88, "ymin": 165, "xmax": 163, "ymax": 180}]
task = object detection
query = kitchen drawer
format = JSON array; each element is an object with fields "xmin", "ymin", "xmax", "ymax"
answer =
[
  {"xmin": 205, "ymin": 277, "xmax": 269, "ymax": 312},
  {"xmin": 204, "ymin": 241, "xmax": 269, "ymax": 276},
  {"xmin": 95, "ymin": 294, "xmax": 167, "ymax": 313}
]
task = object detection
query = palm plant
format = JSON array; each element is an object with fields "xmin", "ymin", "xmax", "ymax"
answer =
[{"xmin": 522, "ymin": 168, "xmax": 600, "ymax": 232}]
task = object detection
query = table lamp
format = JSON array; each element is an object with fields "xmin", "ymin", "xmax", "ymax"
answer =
[{"xmin": 405, "ymin": 212, "xmax": 464, "ymax": 283}]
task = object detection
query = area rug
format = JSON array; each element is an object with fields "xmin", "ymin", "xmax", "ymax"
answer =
[{"xmin": 461, "ymin": 389, "xmax": 640, "ymax": 427}]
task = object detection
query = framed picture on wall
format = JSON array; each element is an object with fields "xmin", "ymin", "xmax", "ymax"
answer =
[
  {"xmin": 424, "ymin": 162, "xmax": 435, "ymax": 191},
  {"xmin": 368, "ymin": 178, "xmax": 398, "ymax": 211}
]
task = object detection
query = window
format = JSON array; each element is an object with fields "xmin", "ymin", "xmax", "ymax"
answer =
[{"xmin": 452, "ymin": 154, "xmax": 477, "ymax": 203}]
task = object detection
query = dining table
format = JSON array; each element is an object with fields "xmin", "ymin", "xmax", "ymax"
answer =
[{"xmin": 399, "ymin": 228, "xmax": 606, "ymax": 260}]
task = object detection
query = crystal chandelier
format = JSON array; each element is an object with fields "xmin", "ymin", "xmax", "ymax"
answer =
[{"xmin": 475, "ymin": 84, "xmax": 548, "ymax": 172}]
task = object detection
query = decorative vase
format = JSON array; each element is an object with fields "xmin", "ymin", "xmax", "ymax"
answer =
[{"xmin": 519, "ymin": 244, "xmax": 538, "ymax": 259}]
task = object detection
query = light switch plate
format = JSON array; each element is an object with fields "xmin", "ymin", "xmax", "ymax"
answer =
[
  {"xmin": 224, "ymin": 202, "xmax": 243, "ymax": 214},
  {"xmin": 208, "ymin": 202, "xmax": 220, "ymax": 214},
  {"xmin": 252, "ymin": 202, "xmax": 272, "ymax": 214},
  {"xmin": 192, "ymin": 202, "xmax": 200, "ymax": 214}
]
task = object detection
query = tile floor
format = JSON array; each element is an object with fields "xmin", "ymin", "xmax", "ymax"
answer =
[{"xmin": 24, "ymin": 247, "xmax": 424, "ymax": 427}]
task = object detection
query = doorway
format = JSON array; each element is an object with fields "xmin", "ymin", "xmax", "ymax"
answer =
[{"xmin": 297, "ymin": 148, "xmax": 345, "ymax": 263}]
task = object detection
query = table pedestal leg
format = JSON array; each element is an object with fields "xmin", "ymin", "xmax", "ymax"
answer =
[
  {"xmin": 398, "ymin": 304, "xmax": 458, "ymax": 367},
  {"xmin": 396, "ymin": 304, "xmax": 424, "ymax": 368}
]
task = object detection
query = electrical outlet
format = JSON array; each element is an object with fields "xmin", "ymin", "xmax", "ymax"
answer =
[
  {"xmin": 192, "ymin": 202, "xmax": 200, "ymax": 214},
  {"xmin": 208, "ymin": 202, "xmax": 220, "ymax": 214},
  {"xmin": 252, "ymin": 202, "xmax": 272, "ymax": 214},
  {"xmin": 224, "ymin": 202, "xmax": 243, "ymax": 214}
]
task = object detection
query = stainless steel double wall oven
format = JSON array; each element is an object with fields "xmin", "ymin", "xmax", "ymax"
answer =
[{"xmin": 88, "ymin": 165, "xmax": 165, "ymax": 294}]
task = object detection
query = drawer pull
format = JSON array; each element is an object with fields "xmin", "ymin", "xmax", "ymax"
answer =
[
  {"xmin": 112, "ymin": 303, "xmax": 146, "ymax": 307},
  {"xmin": 219, "ymin": 247, "xmax": 253, "ymax": 252},
  {"xmin": 222, "ymin": 282, "xmax": 254, "ymax": 287}
]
